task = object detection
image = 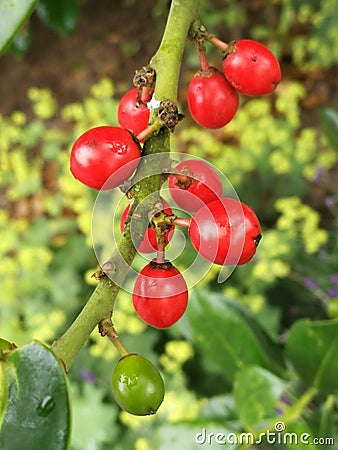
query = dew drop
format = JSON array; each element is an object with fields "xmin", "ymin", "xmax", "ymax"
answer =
[{"xmin": 37, "ymin": 395, "xmax": 55, "ymax": 416}]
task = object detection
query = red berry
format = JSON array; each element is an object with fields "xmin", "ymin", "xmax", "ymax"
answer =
[
  {"xmin": 188, "ymin": 198, "xmax": 262, "ymax": 266},
  {"xmin": 118, "ymin": 87, "xmax": 151, "ymax": 136},
  {"xmin": 120, "ymin": 198, "xmax": 174, "ymax": 253},
  {"xmin": 222, "ymin": 40, "xmax": 281, "ymax": 96},
  {"xmin": 70, "ymin": 126, "xmax": 140, "ymax": 190},
  {"xmin": 132, "ymin": 261, "xmax": 188, "ymax": 329},
  {"xmin": 168, "ymin": 159, "xmax": 223, "ymax": 213},
  {"xmin": 187, "ymin": 67, "xmax": 239, "ymax": 129}
]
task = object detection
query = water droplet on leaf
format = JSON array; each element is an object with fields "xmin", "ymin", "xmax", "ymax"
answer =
[{"xmin": 37, "ymin": 395, "xmax": 55, "ymax": 416}]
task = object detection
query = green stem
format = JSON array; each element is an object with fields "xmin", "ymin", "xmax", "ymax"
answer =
[
  {"xmin": 51, "ymin": 0, "xmax": 198, "ymax": 371},
  {"xmin": 150, "ymin": 0, "xmax": 198, "ymax": 102}
]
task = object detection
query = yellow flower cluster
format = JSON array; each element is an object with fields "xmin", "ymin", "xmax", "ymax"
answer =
[
  {"xmin": 61, "ymin": 77, "xmax": 117, "ymax": 132},
  {"xmin": 120, "ymin": 387, "xmax": 204, "ymax": 431},
  {"xmin": 275, "ymin": 197, "xmax": 328, "ymax": 254},
  {"xmin": 252, "ymin": 259, "xmax": 291, "ymax": 284},
  {"xmin": 275, "ymin": 82, "xmax": 306, "ymax": 128},
  {"xmin": 160, "ymin": 340, "xmax": 194, "ymax": 373},
  {"xmin": 28, "ymin": 87, "xmax": 57, "ymax": 120},
  {"xmin": 293, "ymin": 0, "xmax": 338, "ymax": 71},
  {"xmin": 223, "ymin": 286, "xmax": 266, "ymax": 313},
  {"xmin": 27, "ymin": 310, "xmax": 65, "ymax": 343}
]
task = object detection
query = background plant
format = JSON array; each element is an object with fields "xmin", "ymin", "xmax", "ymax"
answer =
[{"xmin": 1, "ymin": 1, "xmax": 338, "ymax": 449}]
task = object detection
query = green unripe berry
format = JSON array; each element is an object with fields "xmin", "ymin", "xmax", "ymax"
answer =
[{"xmin": 112, "ymin": 353, "xmax": 165, "ymax": 416}]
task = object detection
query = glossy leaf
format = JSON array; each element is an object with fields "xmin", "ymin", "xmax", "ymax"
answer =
[
  {"xmin": 186, "ymin": 291, "xmax": 283, "ymax": 382},
  {"xmin": 0, "ymin": 341, "xmax": 71, "ymax": 450},
  {"xmin": 0, "ymin": 0, "xmax": 37, "ymax": 54},
  {"xmin": 285, "ymin": 318, "xmax": 338, "ymax": 394},
  {"xmin": 233, "ymin": 365, "xmax": 286, "ymax": 430},
  {"xmin": 36, "ymin": 0, "xmax": 78, "ymax": 35},
  {"xmin": 320, "ymin": 108, "xmax": 338, "ymax": 152}
]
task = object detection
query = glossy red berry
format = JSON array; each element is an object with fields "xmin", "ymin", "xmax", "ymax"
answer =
[
  {"xmin": 188, "ymin": 198, "xmax": 262, "ymax": 266},
  {"xmin": 222, "ymin": 40, "xmax": 281, "ymax": 96},
  {"xmin": 187, "ymin": 67, "xmax": 239, "ymax": 129},
  {"xmin": 168, "ymin": 159, "xmax": 223, "ymax": 213},
  {"xmin": 112, "ymin": 353, "xmax": 164, "ymax": 416},
  {"xmin": 117, "ymin": 87, "xmax": 151, "ymax": 136},
  {"xmin": 132, "ymin": 261, "xmax": 188, "ymax": 329},
  {"xmin": 120, "ymin": 198, "xmax": 174, "ymax": 253},
  {"xmin": 70, "ymin": 126, "xmax": 141, "ymax": 190}
]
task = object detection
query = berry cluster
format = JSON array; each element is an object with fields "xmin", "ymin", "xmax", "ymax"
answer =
[
  {"xmin": 69, "ymin": 32, "xmax": 278, "ymax": 416},
  {"xmin": 129, "ymin": 163, "xmax": 262, "ymax": 330},
  {"xmin": 187, "ymin": 37, "xmax": 281, "ymax": 129}
]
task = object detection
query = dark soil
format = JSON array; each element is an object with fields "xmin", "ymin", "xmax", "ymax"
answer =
[
  {"xmin": 0, "ymin": 0, "xmax": 167, "ymax": 115},
  {"xmin": 0, "ymin": 0, "xmax": 336, "ymax": 121}
]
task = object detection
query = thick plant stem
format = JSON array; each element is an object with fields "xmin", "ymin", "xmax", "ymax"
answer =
[
  {"xmin": 51, "ymin": 0, "xmax": 198, "ymax": 372},
  {"xmin": 150, "ymin": 0, "xmax": 198, "ymax": 102}
]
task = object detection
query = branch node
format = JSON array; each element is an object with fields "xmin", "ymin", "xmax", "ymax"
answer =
[
  {"xmin": 159, "ymin": 99, "xmax": 184, "ymax": 131},
  {"xmin": 133, "ymin": 65, "xmax": 156, "ymax": 88}
]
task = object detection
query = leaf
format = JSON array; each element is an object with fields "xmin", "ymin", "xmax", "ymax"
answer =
[
  {"xmin": 70, "ymin": 383, "xmax": 118, "ymax": 450},
  {"xmin": 199, "ymin": 394, "xmax": 237, "ymax": 422},
  {"xmin": 0, "ymin": 0, "xmax": 38, "ymax": 54},
  {"xmin": 186, "ymin": 291, "xmax": 283, "ymax": 382},
  {"xmin": 320, "ymin": 108, "xmax": 338, "ymax": 152},
  {"xmin": 233, "ymin": 365, "xmax": 286, "ymax": 430},
  {"xmin": 36, "ymin": 0, "xmax": 78, "ymax": 35},
  {"xmin": 283, "ymin": 422, "xmax": 317, "ymax": 450},
  {"xmin": 285, "ymin": 318, "xmax": 338, "ymax": 394},
  {"xmin": 0, "ymin": 341, "xmax": 71, "ymax": 450}
]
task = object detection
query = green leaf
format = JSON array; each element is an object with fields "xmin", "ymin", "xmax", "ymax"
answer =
[
  {"xmin": 186, "ymin": 291, "xmax": 283, "ymax": 382},
  {"xmin": 320, "ymin": 108, "xmax": 338, "ymax": 152},
  {"xmin": 285, "ymin": 318, "xmax": 338, "ymax": 394},
  {"xmin": 283, "ymin": 422, "xmax": 317, "ymax": 450},
  {"xmin": 233, "ymin": 365, "xmax": 286, "ymax": 430},
  {"xmin": 70, "ymin": 383, "xmax": 118, "ymax": 450},
  {"xmin": 36, "ymin": 0, "xmax": 78, "ymax": 35},
  {"xmin": 0, "ymin": 341, "xmax": 71, "ymax": 450},
  {"xmin": 0, "ymin": 0, "xmax": 38, "ymax": 54},
  {"xmin": 199, "ymin": 394, "xmax": 237, "ymax": 422}
]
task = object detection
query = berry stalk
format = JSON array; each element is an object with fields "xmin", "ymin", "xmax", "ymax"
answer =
[{"xmin": 99, "ymin": 319, "xmax": 129, "ymax": 357}]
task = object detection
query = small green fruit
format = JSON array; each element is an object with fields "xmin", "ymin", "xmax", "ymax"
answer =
[{"xmin": 112, "ymin": 353, "xmax": 164, "ymax": 416}]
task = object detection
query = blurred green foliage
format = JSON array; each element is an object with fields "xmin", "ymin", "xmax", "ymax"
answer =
[{"xmin": 1, "ymin": 0, "xmax": 338, "ymax": 449}]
